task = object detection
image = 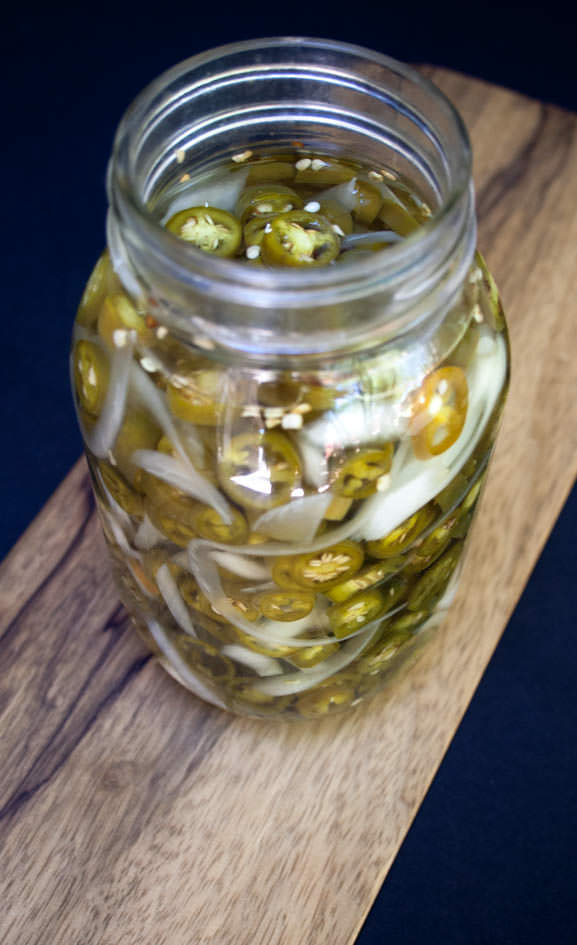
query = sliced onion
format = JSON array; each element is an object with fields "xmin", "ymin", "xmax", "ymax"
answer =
[
  {"xmin": 316, "ymin": 178, "xmax": 358, "ymax": 212},
  {"xmin": 342, "ymin": 230, "xmax": 403, "ymax": 249},
  {"xmin": 300, "ymin": 397, "xmax": 406, "ymax": 454},
  {"xmin": 99, "ymin": 506, "xmax": 140, "ymax": 559},
  {"xmin": 132, "ymin": 449, "xmax": 232, "ymax": 524},
  {"xmin": 133, "ymin": 514, "xmax": 165, "ymax": 551},
  {"xmin": 95, "ymin": 467, "xmax": 132, "ymax": 531},
  {"xmin": 129, "ymin": 363, "xmax": 203, "ymax": 467},
  {"xmin": 358, "ymin": 467, "xmax": 448, "ymax": 541},
  {"xmin": 210, "ymin": 551, "xmax": 270, "ymax": 581},
  {"xmin": 253, "ymin": 492, "xmax": 333, "ymax": 543},
  {"xmin": 161, "ymin": 168, "xmax": 249, "ymax": 222},
  {"xmin": 249, "ymin": 624, "xmax": 377, "ymax": 697},
  {"xmin": 220, "ymin": 645, "xmax": 281, "ymax": 677},
  {"xmin": 299, "ymin": 437, "xmax": 329, "ymax": 490},
  {"xmin": 155, "ymin": 563, "xmax": 197, "ymax": 637},
  {"xmin": 146, "ymin": 617, "xmax": 227, "ymax": 709},
  {"xmin": 85, "ymin": 335, "xmax": 134, "ymax": 458}
]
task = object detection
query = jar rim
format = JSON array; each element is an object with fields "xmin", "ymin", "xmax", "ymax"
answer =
[{"xmin": 109, "ymin": 36, "xmax": 473, "ymax": 314}]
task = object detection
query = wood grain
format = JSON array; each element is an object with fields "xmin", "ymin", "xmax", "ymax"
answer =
[{"xmin": 2, "ymin": 69, "xmax": 577, "ymax": 945}]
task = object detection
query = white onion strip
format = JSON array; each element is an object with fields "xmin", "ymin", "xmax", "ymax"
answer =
[
  {"xmin": 249, "ymin": 625, "xmax": 377, "ymax": 697},
  {"xmin": 316, "ymin": 178, "xmax": 358, "ymax": 211},
  {"xmin": 210, "ymin": 551, "xmax": 270, "ymax": 581},
  {"xmin": 300, "ymin": 397, "xmax": 406, "ymax": 454},
  {"xmin": 85, "ymin": 335, "xmax": 134, "ymax": 458},
  {"xmin": 161, "ymin": 168, "xmax": 249, "ymax": 222},
  {"xmin": 133, "ymin": 514, "xmax": 165, "ymax": 551},
  {"xmin": 358, "ymin": 468, "xmax": 447, "ymax": 541},
  {"xmin": 220, "ymin": 645, "xmax": 281, "ymax": 677},
  {"xmin": 342, "ymin": 230, "xmax": 403, "ymax": 249},
  {"xmin": 129, "ymin": 363, "xmax": 203, "ymax": 467},
  {"xmin": 132, "ymin": 449, "xmax": 232, "ymax": 524},
  {"xmin": 146, "ymin": 618, "xmax": 227, "ymax": 709},
  {"xmin": 155, "ymin": 563, "xmax": 197, "ymax": 637},
  {"xmin": 253, "ymin": 492, "xmax": 333, "ymax": 543}
]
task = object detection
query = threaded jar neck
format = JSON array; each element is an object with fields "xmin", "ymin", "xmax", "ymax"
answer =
[{"xmin": 107, "ymin": 38, "xmax": 476, "ymax": 362}]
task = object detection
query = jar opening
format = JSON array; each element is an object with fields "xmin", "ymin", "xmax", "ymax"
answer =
[{"xmin": 108, "ymin": 38, "xmax": 475, "ymax": 357}]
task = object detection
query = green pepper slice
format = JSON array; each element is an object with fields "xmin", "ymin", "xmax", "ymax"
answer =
[
  {"xmin": 365, "ymin": 504, "xmax": 437, "ymax": 559},
  {"xmin": 97, "ymin": 460, "xmax": 143, "ymax": 517},
  {"xmin": 97, "ymin": 293, "xmax": 145, "ymax": 349},
  {"xmin": 326, "ymin": 559, "xmax": 400, "ymax": 602},
  {"xmin": 236, "ymin": 184, "xmax": 303, "ymax": 224},
  {"xmin": 407, "ymin": 542, "xmax": 463, "ymax": 612},
  {"xmin": 218, "ymin": 430, "xmax": 302, "ymax": 511},
  {"xmin": 255, "ymin": 589, "xmax": 315, "ymax": 621},
  {"xmin": 176, "ymin": 636, "xmax": 235, "ymax": 682},
  {"xmin": 261, "ymin": 211, "xmax": 342, "ymax": 267},
  {"xmin": 350, "ymin": 180, "xmax": 383, "ymax": 224},
  {"xmin": 76, "ymin": 252, "xmax": 111, "ymax": 328},
  {"xmin": 333, "ymin": 445, "xmax": 394, "ymax": 499},
  {"xmin": 296, "ymin": 680, "xmax": 356, "ymax": 718},
  {"xmin": 190, "ymin": 504, "xmax": 248, "ymax": 545},
  {"xmin": 166, "ymin": 206, "xmax": 241, "ymax": 257},
  {"xmin": 277, "ymin": 540, "xmax": 364, "ymax": 591},
  {"xmin": 357, "ymin": 630, "xmax": 411, "ymax": 676},
  {"xmin": 166, "ymin": 370, "xmax": 224, "ymax": 426},
  {"xmin": 328, "ymin": 588, "xmax": 389, "ymax": 639},
  {"xmin": 73, "ymin": 340, "xmax": 109, "ymax": 416},
  {"xmin": 113, "ymin": 409, "xmax": 161, "ymax": 484},
  {"xmin": 288, "ymin": 641, "xmax": 340, "ymax": 668},
  {"xmin": 410, "ymin": 366, "xmax": 468, "ymax": 459}
]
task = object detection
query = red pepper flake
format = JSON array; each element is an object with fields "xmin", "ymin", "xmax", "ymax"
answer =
[{"xmin": 145, "ymin": 314, "xmax": 158, "ymax": 328}]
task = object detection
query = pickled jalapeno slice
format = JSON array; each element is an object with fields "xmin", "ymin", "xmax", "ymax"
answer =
[
  {"xmin": 350, "ymin": 179, "xmax": 383, "ymax": 224},
  {"xmin": 73, "ymin": 340, "xmax": 109, "ymax": 416},
  {"xmin": 255, "ymin": 589, "xmax": 315, "ymax": 621},
  {"xmin": 236, "ymin": 184, "xmax": 303, "ymax": 224},
  {"xmin": 218, "ymin": 430, "xmax": 302, "ymax": 510},
  {"xmin": 326, "ymin": 559, "xmax": 400, "ymax": 602},
  {"xmin": 328, "ymin": 588, "xmax": 388, "ymax": 639},
  {"xmin": 410, "ymin": 366, "xmax": 468, "ymax": 458},
  {"xmin": 98, "ymin": 460, "xmax": 143, "ymax": 517},
  {"xmin": 333, "ymin": 445, "xmax": 394, "ymax": 499},
  {"xmin": 113, "ymin": 409, "xmax": 161, "ymax": 483},
  {"xmin": 366, "ymin": 505, "xmax": 436, "ymax": 559},
  {"xmin": 176, "ymin": 637, "xmax": 235, "ymax": 682},
  {"xmin": 76, "ymin": 252, "xmax": 110, "ymax": 328},
  {"xmin": 296, "ymin": 681, "xmax": 356, "ymax": 718},
  {"xmin": 260, "ymin": 211, "xmax": 341, "ymax": 267},
  {"xmin": 166, "ymin": 206, "xmax": 241, "ymax": 257},
  {"xmin": 278, "ymin": 540, "xmax": 364, "ymax": 591},
  {"xmin": 288, "ymin": 641, "xmax": 340, "ymax": 668},
  {"xmin": 98, "ymin": 293, "xmax": 144, "ymax": 348},
  {"xmin": 166, "ymin": 371, "xmax": 223, "ymax": 426},
  {"xmin": 357, "ymin": 630, "xmax": 411, "ymax": 675},
  {"xmin": 190, "ymin": 504, "xmax": 248, "ymax": 544},
  {"xmin": 407, "ymin": 542, "xmax": 463, "ymax": 612}
]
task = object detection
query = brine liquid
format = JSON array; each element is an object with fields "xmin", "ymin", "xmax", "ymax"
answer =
[{"xmin": 73, "ymin": 147, "xmax": 509, "ymax": 719}]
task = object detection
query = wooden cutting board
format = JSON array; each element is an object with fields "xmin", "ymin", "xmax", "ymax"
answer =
[{"xmin": 2, "ymin": 68, "xmax": 576, "ymax": 945}]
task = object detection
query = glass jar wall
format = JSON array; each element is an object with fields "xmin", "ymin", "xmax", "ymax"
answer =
[{"xmin": 71, "ymin": 39, "xmax": 509, "ymax": 719}]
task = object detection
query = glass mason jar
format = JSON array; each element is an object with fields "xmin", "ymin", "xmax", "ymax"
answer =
[{"xmin": 71, "ymin": 38, "xmax": 510, "ymax": 720}]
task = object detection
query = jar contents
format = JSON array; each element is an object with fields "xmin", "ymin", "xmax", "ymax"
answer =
[
  {"xmin": 73, "ymin": 148, "xmax": 509, "ymax": 719},
  {"xmin": 158, "ymin": 150, "xmax": 429, "ymax": 267}
]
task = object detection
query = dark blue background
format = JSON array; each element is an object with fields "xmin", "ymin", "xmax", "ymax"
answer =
[{"xmin": 2, "ymin": 5, "xmax": 576, "ymax": 942}]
